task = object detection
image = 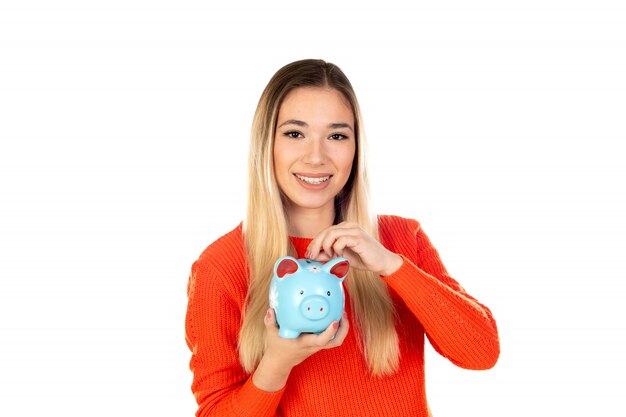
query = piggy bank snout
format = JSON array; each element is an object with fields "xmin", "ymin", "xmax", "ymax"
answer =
[{"xmin": 299, "ymin": 295, "xmax": 330, "ymax": 321}]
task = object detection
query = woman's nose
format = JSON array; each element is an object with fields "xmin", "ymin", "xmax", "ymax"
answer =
[{"xmin": 302, "ymin": 138, "xmax": 326, "ymax": 165}]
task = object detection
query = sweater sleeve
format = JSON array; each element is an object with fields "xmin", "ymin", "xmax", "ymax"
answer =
[
  {"xmin": 382, "ymin": 225, "xmax": 500, "ymax": 370},
  {"xmin": 185, "ymin": 260, "xmax": 285, "ymax": 417}
]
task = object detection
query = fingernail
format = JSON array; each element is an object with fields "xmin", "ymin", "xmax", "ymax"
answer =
[
  {"xmin": 333, "ymin": 321, "xmax": 339, "ymax": 329},
  {"xmin": 266, "ymin": 309, "xmax": 271, "ymax": 319}
]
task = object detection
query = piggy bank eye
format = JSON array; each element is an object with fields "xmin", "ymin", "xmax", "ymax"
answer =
[
  {"xmin": 300, "ymin": 290, "xmax": 305, "ymax": 295},
  {"xmin": 327, "ymin": 291, "xmax": 331, "ymax": 296}
]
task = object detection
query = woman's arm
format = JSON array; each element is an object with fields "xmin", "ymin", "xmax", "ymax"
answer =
[
  {"xmin": 382, "ymin": 226, "xmax": 500, "ymax": 370},
  {"xmin": 252, "ymin": 308, "xmax": 350, "ymax": 391},
  {"xmin": 185, "ymin": 261, "xmax": 285, "ymax": 417},
  {"xmin": 186, "ymin": 260, "xmax": 350, "ymax": 416},
  {"xmin": 306, "ymin": 218, "xmax": 500, "ymax": 370}
]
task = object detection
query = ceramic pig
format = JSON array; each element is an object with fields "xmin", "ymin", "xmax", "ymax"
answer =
[{"xmin": 269, "ymin": 256, "xmax": 349, "ymax": 339}]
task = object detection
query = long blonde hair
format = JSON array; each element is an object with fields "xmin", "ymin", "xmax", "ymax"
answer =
[{"xmin": 239, "ymin": 59, "xmax": 399, "ymax": 376}]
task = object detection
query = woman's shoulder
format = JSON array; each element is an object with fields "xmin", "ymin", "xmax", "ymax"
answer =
[
  {"xmin": 377, "ymin": 214, "xmax": 422, "ymax": 235},
  {"xmin": 196, "ymin": 222, "xmax": 246, "ymax": 267},
  {"xmin": 375, "ymin": 214, "xmax": 421, "ymax": 260},
  {"xmin": 188, "ymin": 222, "xmax": 249, "ymax": 304}
]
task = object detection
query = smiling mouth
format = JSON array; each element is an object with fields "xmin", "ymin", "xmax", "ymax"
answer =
[{"xmin": 294, "ymin": 174, "xmax": 332, "ymax": 185}]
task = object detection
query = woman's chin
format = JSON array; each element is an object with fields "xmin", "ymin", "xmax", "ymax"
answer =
[{"xmin": 285, "ymin": 196, "xmax": 335, "ymax": 212}]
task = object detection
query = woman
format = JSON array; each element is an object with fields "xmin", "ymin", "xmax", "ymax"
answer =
[{"xmin": 185, "ymin": 59, "xmax": 500, "ymax": 417}]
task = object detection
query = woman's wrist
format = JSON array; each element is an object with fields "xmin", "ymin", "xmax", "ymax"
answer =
[
  {"xmin": 380, "ymin": 253, "xmax": 403, "ymax": 277},
  {"xmin": 252, "ymin": 353, "xmax": 293, "ymax": 392}
]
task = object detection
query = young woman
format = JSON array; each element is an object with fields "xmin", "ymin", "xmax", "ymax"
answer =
[{"xmin": 185, "ymin": 59, "xmax": 500, "ymax": 417}]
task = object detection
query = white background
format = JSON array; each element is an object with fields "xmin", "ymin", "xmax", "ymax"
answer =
[{"xmin": 1, "ymin": 0, "xmax": 625, "ymax": 415}]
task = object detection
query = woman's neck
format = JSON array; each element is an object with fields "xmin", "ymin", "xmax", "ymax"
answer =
[{"xmin": 284, "ymin": 203, "xmax": 335, "ymax": 238}]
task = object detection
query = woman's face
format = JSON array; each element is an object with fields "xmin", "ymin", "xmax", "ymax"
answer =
[{"xmin": 273, "ymin": 87, "xmax": 356, "ymax": 215}]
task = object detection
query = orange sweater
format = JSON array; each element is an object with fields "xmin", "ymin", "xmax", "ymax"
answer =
[{"xmin": 185, "ymin": 215, "xmax": 500, "ymax": 417}]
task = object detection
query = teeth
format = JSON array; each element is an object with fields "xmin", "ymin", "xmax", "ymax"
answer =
[{"xmin": 295, "ymin": 174, "xmax": 331, "ymax": 185}]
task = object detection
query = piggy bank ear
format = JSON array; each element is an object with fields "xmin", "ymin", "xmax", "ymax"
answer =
[
  {"xmin": 274, "ymin": 256, "xmax": 299, "ymax": 279},
  {"xmin": 326, "ymin": 257, "xmax": 350, "ymax": 280}
]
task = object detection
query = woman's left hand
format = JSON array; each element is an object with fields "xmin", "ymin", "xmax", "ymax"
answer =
[{"xmin": 305, "ymin": 222, "xmax": 403, "ymax": 276}]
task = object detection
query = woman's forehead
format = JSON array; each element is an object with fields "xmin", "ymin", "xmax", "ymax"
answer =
[{"xmin": 277, "ymin": 87, "xmax": 354, "ymax": 125}]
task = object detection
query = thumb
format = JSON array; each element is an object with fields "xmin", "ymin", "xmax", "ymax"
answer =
[{"xmin": 264, "ymin": 308, "xmax": 279, "ymax": 334}]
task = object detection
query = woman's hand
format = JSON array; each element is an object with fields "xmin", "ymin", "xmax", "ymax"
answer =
[
  {"xmin": 252, "ymin": 308, "xmax": 350, "ymax": 392},
  {"xmin": 305, "ymin": 222, "xmax": 403, "ymax": 276}
]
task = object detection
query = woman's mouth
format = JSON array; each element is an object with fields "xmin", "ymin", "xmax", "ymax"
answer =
[{"xmin": 294, "ymin": 174, "xmax": 332, "ymax": 185}]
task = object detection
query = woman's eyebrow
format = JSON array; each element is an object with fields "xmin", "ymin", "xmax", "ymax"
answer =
[
  {"xmin": 328, "ymin": 122, "xmax": 353, "ymax": 131},
  {"xmin": 278, "ymin": 119, "xmax": 353, "ymax": 131},
  {"xmin": 278, "ymin": 119, "xmax": 308, "ymax": 128}
]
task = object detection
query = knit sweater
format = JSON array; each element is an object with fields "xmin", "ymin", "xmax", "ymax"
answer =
[{"xmin": 185, "ymin": 215, "xmax": 500, "ymax": 417}]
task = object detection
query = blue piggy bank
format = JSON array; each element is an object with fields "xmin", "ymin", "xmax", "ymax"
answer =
[{"xmin": 269, "ymin": 256, "xmax": 349, "ymax": 339}]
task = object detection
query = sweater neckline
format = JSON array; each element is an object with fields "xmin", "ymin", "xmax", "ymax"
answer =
[
  {"xmin": 289, "ymin": 235, "xmax": 313, "ymax": 243},
  {"xmin": 289, "ymin": 236, "xmax": 313, "ymax": 258}
]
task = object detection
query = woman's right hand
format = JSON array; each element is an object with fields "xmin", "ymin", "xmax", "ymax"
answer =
[{"xmin": 252, "ymin": 308, "xmax": 350, "ymax": 392}]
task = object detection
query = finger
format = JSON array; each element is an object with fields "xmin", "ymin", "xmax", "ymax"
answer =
[
  {"xmin": 264, "ymin": 308, "xmax": 280, "ymax": 335},
  {"xmin": 334, "ymin": 221, "xmax": 359, "ymax": 230},
  {"xmin": 314, "ymin": 251, "xmax": 331, "ymax": 262},
  {"xmin": 321, "ymin": 234, "xmax": 338, "ymax": 259},
  {"xmin": 307, "ymin": 224, "xmax": 357, "ymax": 259},
  {"xmin": 319, "ymin": 229, "xmax": 359, "ymax": 259},
  {"xmin": 331, "ymin": 235, "xmax": 358, "ymax": 258},
  {"xmin": 326, "ymin": 314, "xmax": 350, "ymax": 348},
  {"xmin": 312, "ymin": 319, "xmax": 342, "ymax": 347},
  {"xmin": 306, "ymin": 229, "xmax": 330, "ymax": 260}
]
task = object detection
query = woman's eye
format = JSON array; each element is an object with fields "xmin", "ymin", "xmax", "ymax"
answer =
[
  {"xmin": 330, "ymin": 133, "xmax": 348, "ymax": 140},
  {"xmin": 284, "ymin": 131, "xmax": 302, "ymax": 139}
]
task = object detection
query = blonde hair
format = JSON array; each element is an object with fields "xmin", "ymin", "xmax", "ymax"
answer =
[{"xmin": 239, "ymin": 59, "xmax": 399, "ymax": 376}]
